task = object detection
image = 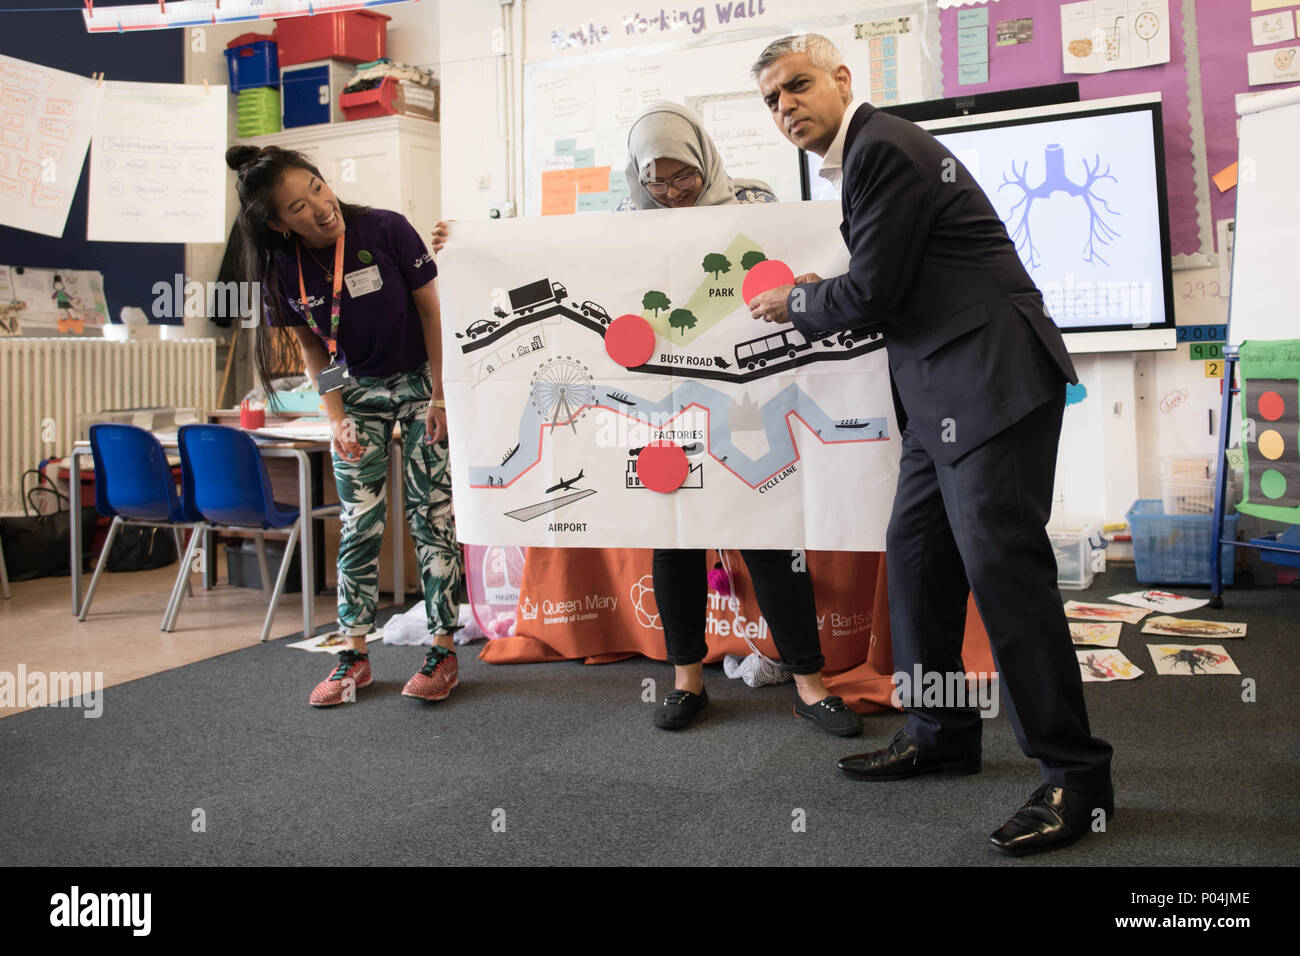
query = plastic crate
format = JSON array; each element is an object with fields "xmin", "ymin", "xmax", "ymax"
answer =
[
  {"xmin": 224, "ymin": 34, "xmax": 279, "ymax": 93},
  {"xmin": 1160, "ymin": 455, "xmax": 1235, "ymax": 515},
  {"xmin": 226, "ymin": 538, "xmax": 300, "ymax": 593},
  {"xmin": 1127, "ymin": 499, "xmax": 1238, "ymax": 586},
  {"xmin": 1047, "ymin": 516, "xmax": 1106, "ymax": 590},
  {"xmin": 275, "ymin": 10, "xmax": 389, "ymax": 67},
  {"xmin": 340, "ymin": 76, "xmax": 438, "ymax": 122},
  {"xmin": 1252, "ymin": 526, "xmax": 1300, "ymax": 569},
  {"xmin": 281, "ymin": 59, "xmax": 351, "ymax": 128},
  {"xmin": 236, "ymin": 87, "xmax": 281, "ymax": 137}
]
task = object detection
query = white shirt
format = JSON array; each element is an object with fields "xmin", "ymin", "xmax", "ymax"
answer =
[{"xmin": 817, "ymin": 100, "xmax": 866, "ymax": 196}]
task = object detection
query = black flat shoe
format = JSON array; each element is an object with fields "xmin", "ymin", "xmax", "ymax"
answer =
[
  {"xmin": 794, "ymin": 695, "xmax": 863, "ymax": 737},
  {"xmin": 989, "ymin": 783, "xmax": 1116, "ymax": 857},
  {"xmin": 653, "ymin": 687, "xmax": 709, "ymax": 730},
  {"xmin": 837, "ymin": 729, "xmax": 980, "ymax": 780}
]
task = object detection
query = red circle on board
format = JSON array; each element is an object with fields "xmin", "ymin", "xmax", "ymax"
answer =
[
  {"xmin": 605, "ymin": 314, "xmax": 657, "ymax": 368},
  {"xmin": 1258, "ymin": 390, "xmax": 1285, "ymax": 422},
  {"xmin": 636, "ymin": 441, "xmax": 690, "ymax": 494},
  {"xmin": 742, "ymin": 259, "xmax": 796, "ymax": 304}
]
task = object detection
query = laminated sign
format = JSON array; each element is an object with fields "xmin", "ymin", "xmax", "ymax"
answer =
[{"xmin": 440, "ymin": 202, "xmax": 900, "ymax": 550}]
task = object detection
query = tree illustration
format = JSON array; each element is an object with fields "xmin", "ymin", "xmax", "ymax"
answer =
[
  {"xmin": 642, "ymin": 290, "xmax": 671, "ymax": 316},
  {"xmin": 702, "ymin": 253, "xmax": 732, "ymax": 280},
  {"xmin": 668, "ymin": 308, "xmax": 697, "ymax": 337},
  {"xmin": 741, "ymin": 250, "xmax": 767, "ymax": 270}
]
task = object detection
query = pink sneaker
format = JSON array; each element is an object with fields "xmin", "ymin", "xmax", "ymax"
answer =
[
  {"xmin": 309, "ymin": 650, "xmax": 372, "ymax": 707},
  {"xmin": 402, "ymin": 647, "xmax": 459, "ymax": 701}
]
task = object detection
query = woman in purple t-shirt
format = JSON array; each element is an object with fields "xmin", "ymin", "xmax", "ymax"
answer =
[{"xmin": 226, "ymin": 145, "xmax": 462, "ymax": 708}]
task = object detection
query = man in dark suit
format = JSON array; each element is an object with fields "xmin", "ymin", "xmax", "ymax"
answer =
[{"xmin": 747, "ymin": 34, "xmax": 1114, "ymax": 856}]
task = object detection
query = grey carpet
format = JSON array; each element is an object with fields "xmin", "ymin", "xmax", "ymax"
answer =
[{"xmin": 2, "ymin": 566, "xmax": 1298, "ymax": 866}]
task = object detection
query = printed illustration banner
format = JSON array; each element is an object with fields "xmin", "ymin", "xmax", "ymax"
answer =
[{"xmin": 440, "ymin": 202, "xmax": 899, "ymax": 550}]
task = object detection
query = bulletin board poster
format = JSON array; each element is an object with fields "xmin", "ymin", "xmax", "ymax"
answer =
[
  {"xmin": 523, "ymin": 4, "xmax": 938, "ymax": 217},
  {"xmin": 0, "ymin": 56, "xmax": 103, "ymax": 239},
  {"xmin": 88, "ymin": 81, "xmax": 228, "ymax": 243},
  {"xmin": 0, "ymin": 265, "xmax": 110, "ymax": 336}
]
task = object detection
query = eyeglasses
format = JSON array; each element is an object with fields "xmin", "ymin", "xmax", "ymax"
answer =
[{"xmin": 641, "ymin": 168, "xmax": 701, "ymax": 197}]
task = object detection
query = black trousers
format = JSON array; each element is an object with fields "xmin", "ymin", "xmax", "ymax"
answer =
[
  {"xmin": 885, "ymin": 390, "xmax": 1113, "ymax": 792},
  {"xmin": 652, "ymin": 548, "xmax": 825, "ymax": 675}
]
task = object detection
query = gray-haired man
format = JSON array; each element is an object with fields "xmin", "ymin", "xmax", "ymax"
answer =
[{"xmin": 747, "ymin": 33, "xmax": 1115, "ymax": 857}]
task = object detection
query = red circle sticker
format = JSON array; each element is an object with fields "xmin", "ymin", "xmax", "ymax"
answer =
[
  {"xmin": 742, "ymin": 258, "xmax": 796, "ymax": 304},
  {"xmin": 1258, "ymin": 390, "xmax": 1285, "ymax": 422},
  {"xmin": 605, "ymin": 314, "xmax": 657, "ymax": 368},
  {"xmin": 636, "ymin": 441, "xmax": 689, "ymax": 494}
]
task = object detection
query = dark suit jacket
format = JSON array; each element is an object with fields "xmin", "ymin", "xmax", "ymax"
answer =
[{"xmin": 790, "ymin": 103, "xmax": 1078, "ymax": 465}]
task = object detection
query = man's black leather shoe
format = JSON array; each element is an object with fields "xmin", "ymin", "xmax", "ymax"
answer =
[
  {"xmin": 989, "ymin": 783, "xmax": 1116, "ymax": 857},
  {"xmin": 837, "ymin": 730, "xmax": 980, "ymax": 780}
]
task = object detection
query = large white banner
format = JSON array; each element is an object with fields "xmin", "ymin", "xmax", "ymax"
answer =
[
  {"xmin": 440, "ymin": 201, "xmax": 899, "ymax": 550},
  {"xmin": 88, "ymin": 81, "xmax": 227, "ymax": 243}
]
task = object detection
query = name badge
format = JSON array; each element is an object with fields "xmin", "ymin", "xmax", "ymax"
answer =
[
  {"xmin": 344, "ymin": 265, "xmax": 383, "ymax": 297},
  {"xmin": 317, "ymin": 358, "xmax": 350, "ymax": 393}
]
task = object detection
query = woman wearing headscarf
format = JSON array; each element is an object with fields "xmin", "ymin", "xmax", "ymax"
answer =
[
  {"xmin": 619, "ymin": 103, "xmax": 860, "ymax": 736},
  {"xmin": 431, "ymin": 103, "xmax": 860, "ymax": 736}
]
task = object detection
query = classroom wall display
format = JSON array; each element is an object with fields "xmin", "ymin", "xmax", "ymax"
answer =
[
  {"xmin": 939, "ymin": 0, "xmax": 1207, "ymax": 263},
  {"xmin": 439, "ymin": 201, "xmax": 900, "ymax": 550},
  {"xmin": 1060, "ymin": 0, "xmax": 1171, "ymax": 75},
  {"xmin": 522, "ymin": 3, "xmax": 939, "ymax": 217},
  {"xmin": 87, "ymin": 81, "xmax": 228, "ymax": 244},
  {"xmin": 0, "ymin": 264, "xmax": 109, "ymax": 335},
  {"xmin": 0, "ymin": 55, "xmax": 104, "ymax": 239}
]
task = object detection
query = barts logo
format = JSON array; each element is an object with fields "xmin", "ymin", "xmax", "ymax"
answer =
[{"xmin": 50, "ymin": 886, "xmax": 151, "ymax": 936}]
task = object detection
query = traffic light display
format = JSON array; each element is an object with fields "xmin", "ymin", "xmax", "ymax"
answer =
[{"xmin": 1239, "ymin": 340, "xmax": 1300, "ymax": 524}]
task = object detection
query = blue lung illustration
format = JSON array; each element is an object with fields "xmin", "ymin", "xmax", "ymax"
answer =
[{"xmin": 999, "ymin": 144, "xmax": 1122, "ymax": 271}]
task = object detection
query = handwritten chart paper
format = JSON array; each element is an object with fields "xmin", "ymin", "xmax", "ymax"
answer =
[
  {"xmin": 88, "ymin": 81, "xmax": 227, "ymax": 243},
  {"xmin": 0, "ymin": 56, "xmax": 102, "ymax": 238}
]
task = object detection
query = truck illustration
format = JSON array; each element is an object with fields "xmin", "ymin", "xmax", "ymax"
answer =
[{"xmin": 508, "ymin": 279, "xmax": 568, "ymax": 315}]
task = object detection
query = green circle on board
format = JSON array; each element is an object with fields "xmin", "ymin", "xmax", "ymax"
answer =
[
  {"xmin": 1260, "ymin": 469, "xmax": 1287, "ymax": 500},
  {"xmin": 358, "ymin": 250, "xmax": 373, "ymax": 264}
]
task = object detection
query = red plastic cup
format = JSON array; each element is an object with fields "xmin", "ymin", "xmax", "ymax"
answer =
[{"xmin": 240, "ymin": 405, "xmax": 265, "ymax": 430}]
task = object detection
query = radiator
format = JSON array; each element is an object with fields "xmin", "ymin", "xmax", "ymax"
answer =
[{"xmin": 0, "ymin": 338, "xmax": 215, "ymax": 514}]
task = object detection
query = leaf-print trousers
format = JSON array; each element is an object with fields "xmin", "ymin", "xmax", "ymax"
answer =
[{"xmin": 333, "ymin": 363, "xmax": 460, "ymax": 637}]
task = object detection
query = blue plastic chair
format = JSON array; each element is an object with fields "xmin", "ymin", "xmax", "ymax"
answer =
[
  {"xmin": 79, "ymin": 424, "xmax": 203, "ymax": 626},
  {"xmin": 171, "ymin": 424, "xmax": 339, "ymax": 641}
]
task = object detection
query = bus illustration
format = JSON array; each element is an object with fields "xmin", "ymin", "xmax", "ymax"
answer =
[{"xmin": 734, "ymin": 328, "xmax": 813, "ymax": 370}]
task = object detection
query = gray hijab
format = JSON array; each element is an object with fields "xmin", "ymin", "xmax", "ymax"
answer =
[{"xmin": 624, "ymin": 101, "xmax": 773, "ymax": 210}]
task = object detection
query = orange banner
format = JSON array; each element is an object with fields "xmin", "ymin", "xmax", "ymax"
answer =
[{"xmin": 480, "ymin": 547, "xmax": 995, "ymax": 714}]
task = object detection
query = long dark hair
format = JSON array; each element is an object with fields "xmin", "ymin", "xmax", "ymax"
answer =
[{"xmin": 224, "ymin": 145, "xmax": 368, "ymax": 393}]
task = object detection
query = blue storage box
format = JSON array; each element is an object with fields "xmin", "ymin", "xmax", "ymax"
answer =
[
  {"xmin": 281, "ymin": 58, "xmax": 350, "ymax": 128},
  {"xmin": 1250, "ymin": 526, "xmax": 1300, "ymax": 569},
  {"xmin": 1127, "ymin": 499, "xmax": 1238, "ymax": 586},
  {"xmin": 224, "ymin": 34, "xmax": 279, "ymax": 93}
]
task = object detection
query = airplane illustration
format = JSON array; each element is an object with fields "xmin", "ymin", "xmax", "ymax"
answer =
[{"xmin": 546, "ymin": 469, "xmax": 584, "ymax": 494}]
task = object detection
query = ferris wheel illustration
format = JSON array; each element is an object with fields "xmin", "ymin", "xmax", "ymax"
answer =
[{"xmin": 530, "ymin": 356, "xmax": 594, "ymax": 433}]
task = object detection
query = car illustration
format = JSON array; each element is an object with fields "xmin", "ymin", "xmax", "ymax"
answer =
[
  {"xmin": 466, "ymin": 319, "xmax": 500, "ymax": 339},
  {"xmin": 580, "ymin": 301, "xmax": 610, "ymax": 324}
]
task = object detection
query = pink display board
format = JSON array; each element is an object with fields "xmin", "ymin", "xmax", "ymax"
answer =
[
  {"xmin": 1194, "ymin": 0, "xmax": 1294, "ymax": 260},
  {"xmin": 940, "ymin": 0, "xmax": 1200, "ymax": 258}
]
